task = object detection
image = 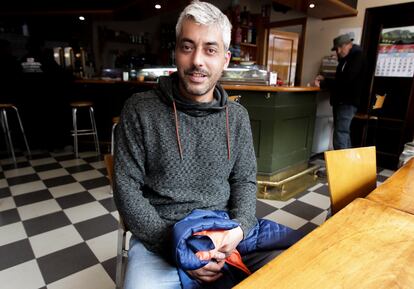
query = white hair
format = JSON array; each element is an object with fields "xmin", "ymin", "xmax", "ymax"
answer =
[{"xmin": 175, "ymin": 0, "xmax": 232, "ymax": 52}]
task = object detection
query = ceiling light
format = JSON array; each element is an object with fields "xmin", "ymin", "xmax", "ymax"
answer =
[
  {"xmin": 155, "ymin": 4, "xmax": 161, "ymax": 9},
  {"xmin": 79, "ymin": 16, "xmax": 85, "ymax": 21},
  {"xmin": 309, "ymin": 3, "xmax": 316, "ymax": 8}
]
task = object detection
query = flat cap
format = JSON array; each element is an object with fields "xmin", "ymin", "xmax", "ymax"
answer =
[{"xmin": 331, "ymin": 34, "xmax": 354, "ymax": 51}]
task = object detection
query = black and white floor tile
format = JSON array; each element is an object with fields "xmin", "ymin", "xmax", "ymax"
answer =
[{"xmin": 0, "ymin": 150, "xmax": 392, "ymax": 289}]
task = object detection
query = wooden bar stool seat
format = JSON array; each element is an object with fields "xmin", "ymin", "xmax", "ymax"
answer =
[
  {"xmin": 0, "ymin": 103, "xmax": 31, "ymax": 164},
  {"xmin": 70, "ymin": 101, "xmax": 94, "ymax": 108},
  {"xmin": 70, "ymin": 101, "xmax": 100, "ymax": 158},
  {"xmin": 0, "ymin": 103, "xmax": 14, "ymax": 109}
]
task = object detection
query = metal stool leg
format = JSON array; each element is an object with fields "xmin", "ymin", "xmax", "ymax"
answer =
[
  {"xmin": 0, "ymin": 111, "xmax": 11, "ymax": 154},
  {"xmin": 115, "ymin": 220, "xmax": 128, "ymax": 289},
  {"xmin": 115, "ymin": 222, "xmax": 125, "ymax": 289},
  {"xmin": 1, "ymin": 109, "xmax": 16, "ymax": 164},
  {"xmin": 12, "ymin": 106, "xmax": 31, "ymax": 158},
  {"xmin": 89, "ymin": 107, "xmax": 100, "ymax": 155},
  {"xmin": 361, "ymin": 118, "xmax": 369, "ymax": 146},
  {"xmin": 111, "ymin": 122, "xmax": 118, "ymax": 155},
  {"xmin": 72, "ymin": 107, "xmax": 79, "ymax": 158}
]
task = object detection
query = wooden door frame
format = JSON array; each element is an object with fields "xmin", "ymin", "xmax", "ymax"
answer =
[
  {"xmin": 269, "ymin": 36, "xmax": 295, "ymax": 85},
  {"xmin": 265, "ymin": 17, "xmax": 307, "ymax": 86}
]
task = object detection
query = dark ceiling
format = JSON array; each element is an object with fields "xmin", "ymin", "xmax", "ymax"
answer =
[
  {"xmin": 0, "ymin": 0, "xmax": 190, "ymax": 20},
  {"xmin": 1, "ymin": 0, "xmax": 127, "ymax": 12}
]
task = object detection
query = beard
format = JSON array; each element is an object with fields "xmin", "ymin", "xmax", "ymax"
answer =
[{"xmin": 178, "ymin": 67, "xmax": 220, "ymax": 97}]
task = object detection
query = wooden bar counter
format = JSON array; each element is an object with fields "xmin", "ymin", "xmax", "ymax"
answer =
[
  {"xmin": 234, "ymin": 198, "xmax": 414, "ymax": 289},
  {"xmin": 221, "ymin": 84, "xmax": 320, "ymax": 93},
  {"xmin": 222, "ymin": 85, "xmax": 319, "ymax": 177},
  {"xmin": 367, "ymin": 157, "xmax": 414, "ymax": 214}
]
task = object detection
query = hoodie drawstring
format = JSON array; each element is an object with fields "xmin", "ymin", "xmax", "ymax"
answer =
[
  {"xmin": 172, "ymin": 100, "xmax": 183, "ymax": 160},
  {"xmin": 225, "ymin": 105, "xmax": 230, "ymax": 160},
  {"xmin": 172, "ymin": 100, "xmax": 231, "ymax": 161}
]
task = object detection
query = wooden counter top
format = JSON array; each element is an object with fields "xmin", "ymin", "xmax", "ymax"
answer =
[
  {"xmin": 221, "ymin": 84, "xmax": 320, "ymax": 92},
  {"xmin": 234, "ymin": 198, "xmax": 414, "ymax": 289},
  {"xmin": 74, "ymin": 79, "xmax": 320, "ymax": 92},
  {"xmin": 367, "ymin": 158, "xmax": 414, "ymax": 214},
  {"xmin": 74, "ymin": 79, "xmax": 156, "ymax": 86}
]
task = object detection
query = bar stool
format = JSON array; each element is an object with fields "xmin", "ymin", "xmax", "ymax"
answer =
[
  {"xmin": 111, "ymin": 116, "xmax": 120, "ymax": 155},
  {"xmin": 70, "ymin": 101, "xmax": 100, "ymax": 158},
  {"xmin": 0, "ymin": 103, "xmax": 31, "ymax": 164}
]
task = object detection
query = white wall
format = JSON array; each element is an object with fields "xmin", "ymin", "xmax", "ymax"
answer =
[{"xmin": 301, "ymin": 0, "xmax": 414, "ymax": 86}]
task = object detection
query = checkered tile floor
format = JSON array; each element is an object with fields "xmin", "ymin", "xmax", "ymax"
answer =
[{"xmin": 0, "ymin": 150, "xmax": 393, "ymax": 289}]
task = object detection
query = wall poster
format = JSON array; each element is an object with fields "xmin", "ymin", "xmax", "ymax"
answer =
[{"xmin": 375, "ymin": 25, "xmax": 414, "ymax": 77}]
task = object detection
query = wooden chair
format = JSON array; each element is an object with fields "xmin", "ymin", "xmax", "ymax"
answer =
[
  {"xmin": 104, "ymin": 154, "xmax": 128, "ymax": 289},
  {"xmin": 104, "ymin": 154, "xmax": 114, "ymax": 188},
  {"xmin": 324, "ymin": 146, "xmax": 377, "ymax": 214},
  {"xmin": 228, "ymin": 95, "xmax": 241, "ymax": 103},
  {"xmin": 354, "ymin": 94, "xmax": 386, "ymax": 146}
]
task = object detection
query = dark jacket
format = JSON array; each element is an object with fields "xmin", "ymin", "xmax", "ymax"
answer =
[
  {"xmin": 329, "ymin": 44, "xmax": 366, "ymax": 107},
  {"xmin": 114, "ymin": 73, "xmax": 257, "ymax": 255},
  {"xmin": 173, "ymin": 210, "xmax": 303, "ymax": 289}
]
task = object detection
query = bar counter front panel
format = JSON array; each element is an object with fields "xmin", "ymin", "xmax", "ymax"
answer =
[{"xmin": 223, "ymin": 85, "xmax": 319, "ymax": 175}]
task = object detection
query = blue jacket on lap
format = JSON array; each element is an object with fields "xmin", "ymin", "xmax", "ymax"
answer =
[{"xmin": 172, "ymin": 210, "xmax": 303, "ymax": 289}]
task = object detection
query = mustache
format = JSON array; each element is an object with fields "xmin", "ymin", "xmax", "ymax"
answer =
[{"xmin": 184, "ymin": 67, "xmax": 210, "ymax": 76}]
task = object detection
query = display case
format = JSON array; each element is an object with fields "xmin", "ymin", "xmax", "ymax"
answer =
[
  {"xmin": 220, "ymin": 64, "xmax": 269, "ymax": 85},
  {"xmin": 133, "ymin": 64, "xmax": 270, "ymax": 85},
  {"xmin": 137, "ymin": 67, "xmax": 177, "ymax": 81}
]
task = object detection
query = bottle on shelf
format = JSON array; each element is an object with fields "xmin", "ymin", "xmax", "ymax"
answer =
[
  {"xmin": 247, "ymin": 25, "xmax": 253, "ymax": 43},
  {"xmin": 235, "ymin": 27, "xmax": 242, "ymax": 45},
  {"xmin": 241, "ymin": 6, "xmax": 249, "ymax": 26},
  {"xmin": 251, "ymin": 25, "xmax": 257, "ymax": 44}
]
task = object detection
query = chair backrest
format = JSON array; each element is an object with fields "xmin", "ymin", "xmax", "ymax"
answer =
[
  {"xmin": 104, "ymin": 154, "xmax": 114, "ymax": 188},
  {"xmin": 104, "ymin": 154, "xmax": 129, "ymax": 289},
  {"xmin": 372, "ymin": 94, "xmax": 386, "ymax": 110},
  {"xmin": 228, "ymin": 95, "xmax": 241, "ymax": 103},
  {"xmin": 104, "ymin": 153, "xmax": 128, "ymax": 231},
  {"xmin": 324, "ymin": 146, "xmax": 377, "ymax": 214}
]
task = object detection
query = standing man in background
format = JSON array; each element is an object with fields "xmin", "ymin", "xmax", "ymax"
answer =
[{"xmin": 315, "ymin": 33, "xmax": 366, "ymax": 149}]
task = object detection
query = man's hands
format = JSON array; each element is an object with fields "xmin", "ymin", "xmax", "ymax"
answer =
[
  {"xmin": 314, "ymin": 74, "xmax": 325, "ymax": 87},
  {"xmin": 216, "ymin": 226, "xmax": 243, "ymax": 258},
  {"xmin": 187, "ymin": 226, "xmax": 244, "ymax": 283},
  {"xmin": 187, "ymin": 260, "xmax": 225, "ymax": 283}
]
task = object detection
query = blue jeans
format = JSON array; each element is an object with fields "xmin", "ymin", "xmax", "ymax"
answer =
[
  {"xmin": 124, "ymin": 236, "xmax": 283, "ymax": 289},
  {"xmin": 124, "ymin": 237, "xmax": 181, "ymax": 289},
  {"xmin": 332, "ymin": 104, "xmax": 357, "ymax": 149}
]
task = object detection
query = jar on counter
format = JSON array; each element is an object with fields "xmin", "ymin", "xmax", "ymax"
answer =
[
  {"xmin": 122, "ymin": 71, "xmax": 129, "ymax": 81},
  {"xmin": 129, "ymin": 69, "xmax": 137, "ymax": 80}
]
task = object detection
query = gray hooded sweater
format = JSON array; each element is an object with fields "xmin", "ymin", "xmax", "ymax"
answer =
[{"xmin": 113, "ymin": 73, "xmax": 257, "ymax": 255}]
